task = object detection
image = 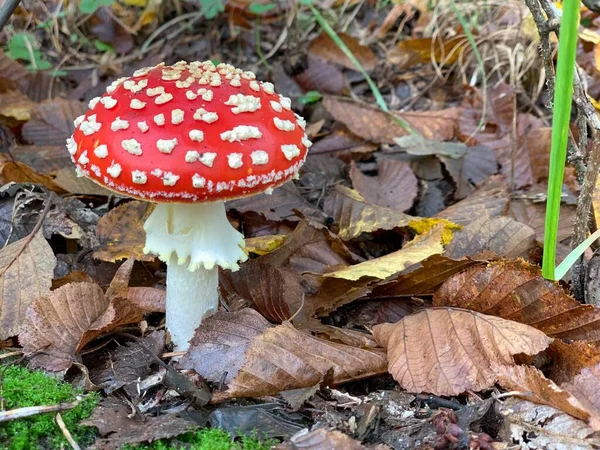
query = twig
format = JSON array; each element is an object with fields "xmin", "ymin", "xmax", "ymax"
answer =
[
  {"xmin": 0, "ymin": 0, "xmax": 21, "ymax": 31},
  {"xmin": 0, "ymin": 397, "xmax": 82, "ymax": 423},
  {"xmin": 55, "ymin": 412, "xmax": 81, "ymax": 450}
]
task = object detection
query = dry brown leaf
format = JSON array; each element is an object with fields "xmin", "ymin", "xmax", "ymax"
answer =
[
  {"xmin": 294, "ymin": 55, "xmax": 348, "ymax": 96},
  {"xmin": 179, "ymin": 309, "xmax": 388, "ymax": 402},
  {"xmin": 444, "ymin": 215, "xmax": 535, "ymax": 260},
  {"xmin": 220, "ymin": 263, "xmax": 303, "ymax": 323},
  {"xmin": 323, "ymin": 185, "xmax": 414, "ymax": 240},
  {"xmin": 22, "ymin": 98, "xmax": 86, "ymax": 145},
  {"xmin": 436, "ymin": 175, "xmax": 509, "ymax": 226},
  {"xmin": 13, "ymin": 145, "xmax": 71, "ymax": 174},
  {"xmin": 0, "ymin": 230, "xmax": 56, "ymax": 339},
  {"xmin": 54, "ymin": 166, "xmax": 113, "ymax": 196},
  {"xmin": 322, "ymin": 224, "xmax": 445, "ymax": 281},
  {"xmin": 93, "ymin": 201, "xmax": 155, "ymax": 262},
  {"xmin": 0, "ymin": 50, "xmax": 30, "ymax": 91},
  {"xmin": 0, "ymin": 90, "xmax": 34, "ymax": 121},
  {"xmin": 509, "ymin": 197, "xmax": 576, "ymax": 243},
  {"xmin": 434, "ymin": 260, "xmax": 600, "ymax": 343},
  {"xmin": 308, "ymin": 126, "xmax": 377, "ymax": 159},
  {"xmin": 0, "ymin": 160, "xmax": 67, "ymax": 194},
  {"xmin": 563, "ymin": 364, "xmax": 600, "ymax": 416},
  {"xmin": 127, "ymin": 287, "xmax": 166, "ymax": 313},
  {"xmin": 546, "ymin": 340, "xmax": 600, "ymax": 385},
  {"xmin": 389, "ymin": 37, "xmax": 467, "ymax": 68},
  {"xmin": 308, "ymin": 32, "xmax": 378, "ymax": 71},
  {"xmin": 494, "ymin": 363, "xmax": 600, "ymax": 430},
  {"xmin": 323, "ymin": 96, "xmax": 459, "ymax": 143},
  {"xmin": 372, "ymin": 308, "xmax": 552, "ymax": 396},
  {"xmin": 276, "ymin": 428, "xmax": 390, "ymax": 450},
  {"xmin": 20, "ymin": 268, "xmax": 145, "ymax": 372},
  {"xmin": 349, "ymin": 160, "xmax": 418, "ymax": 212}
]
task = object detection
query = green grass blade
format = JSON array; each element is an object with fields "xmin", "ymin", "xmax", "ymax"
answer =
[
  {"xmin": 555, "ymin": 228, "xmax": 600, "ymax": 280},
  {"xmin": 542, "ymin": 0, "xmax": 580, "ymax": 280}
]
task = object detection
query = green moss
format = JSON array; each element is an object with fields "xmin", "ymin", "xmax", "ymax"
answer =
[
  {"xmin": 124, "ymin": 428, "xmax": 277, "ymax": 450},
  {"xmin": 0, "ymin": 365, "xmax": 99, "ymax": 450}
]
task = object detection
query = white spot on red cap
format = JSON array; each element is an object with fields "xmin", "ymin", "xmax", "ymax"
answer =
[
  {"xmin": 194, "ymin": 108, "xmax": 218, "ymax": 123},
  {"xmin": 90, "ymin": 164, "xmax": 101, "ymax": 177},
  {"xmin": 66, "ymin": 137, "xmax": 77, "ymax": 155},
  {"xmin": 270, "ymin": 101, "xmax": 282, "ymax": 112},
  {"xmin": 192, "ymin": 174, "xmax": 206, "ymax": 188},
  {"xmin": 251, "ymin": 150, "xmax": 269, "ymax": 165},
  {"xmin": 133, "ymin": 67, "xmax": 151, "ymax": 77},
  {"xmin": 132, "ymin": 170, "xmax": 147, "ymax": 184},
  {"xmin": 225, "ymin": 94, "xmax": 261, "ymax": 114},
  {"xmin": 75, "ymin": 167, "xmax": 86, "ymax": 177},
  {"xmin": 162, "ymin": 172, "xmax": 180, "ymax": 186},
  {"xmin": 198, "ymin": 88, "xmax": 213, "ymax": 101},
  {"xmin": 199, "ymin": 152, "xmax": 217, "ymax": 167},
  {"xmin": 279, "ymin": 96, "xmax": 292, "ymax": 110},
  {"xmin": 171, "ymin": 109, "xmax": 185, "ymax": 125},
  {"xmin": 262, "ymin": 82, "xmax": 275, "ymax": 94},
  {"xmin": 146, "ymin": 86, "xmax": 165, "ymax": 97},
  {"xmin": 100, "ymin": 96, "xmax": 117, "ymax": 109},
  {"xmin": 107, "ymin": 162, "xmax": 122, "ymax": 178},
  {"xmin": 230, "ymin": 75, "xmax": 242, "ymax": 87},
  {"xmin": 220, "ymin": 125, "xmax": 262, "ymax": 142},
  {"xmin": 111, "ymin": 117, "xmax": 129, "ymax": 131},
  {"xmin": 106, "ymin": 77, "xmax": 126, "ymax": 94},
  {"xmin": 137, "ymin": 121, "xmax": 149, "ymax": 133},
  {"xmin": 209, "ymin": 75, "xmax": 222, "ymax": 87},
  {"xmin": 249, "ymin": 81, "xmax": 260, "ymax": 92},
  {"xmin": 123, "ymin": 79, "xmax": 148, "ymax": 93},
  {"xmin": 130, "ymin": 99, "xmax": 146, "ymax": 109},
  {"xmin": 122, "ymin": 138, "xmax": 142, "ymax": 155},
  {"xmin": 227, "ymin": 153, "xmax": 243, "ymax": 169},
  {"xmin": 176, "ymin": 77, "xmax": 194, "ymax": 89},
  {"xmin": 74, "ymin": 115, "xmax": 85, "ymax": 127},
  {"xmin": 295, "ymin": 114, "xmax": 307, "ymax": 130},
  {"xmin": 186, "ymin": 91, "xmax": 198, "ymax": 100},
  {"xmin": 157, "ymin": 138, "xmax": 177, "ymax": 154},
  {"xmin": 94, "ymin": 144, "xmax": 108, "ymax": 158},
  {"xmin": 88, "ymin": 97, "xmax": 101, "ymax": 109},
  {"xmin": 281, "ymin": 144, "xmax": 300, "ymax": 160},
  {"xmin": 302, "ymin": 134, "xmax": 313, "ymax": 148},
  {"xmin": 151, "ymin": 168, "xmax": 162, "ymax": 177},
  {"xmin": 185, "ymin": 150, "xmax": 200, "ymax": 163},
  {"xmin": 154, "ymin": 114, "xmax": 165, "ymax": 126},
  {"xmin": 241, "ymin": 71, "xmax": 256, "ymax": 80},
  {"xmin": 80, "ymin": 114, "xmax": 102, "ymax": 136},
  {"xmin": 78, "ymin": 150, "xmax": 89, "ymax": 165},
  {"xmin": 273, "ymin": 117, "xmax": 296, "ymax": 131},
  {"xmin": 155, "ymin": 93, "xmax": 173, "ymax": 105},
  {"xmin": 189, "ymin": 130, "xmax": 204, "ymax": 142}
]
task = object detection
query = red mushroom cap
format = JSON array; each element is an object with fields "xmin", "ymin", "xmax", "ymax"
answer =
[{"xmin": 67, "ymin": 61, "xmax": 311, "ymax": 202}]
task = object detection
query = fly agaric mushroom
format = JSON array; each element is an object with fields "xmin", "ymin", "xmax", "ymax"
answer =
[{"xmin": 67, "ymin": 60, "xmax": 311, "ymax": 350}]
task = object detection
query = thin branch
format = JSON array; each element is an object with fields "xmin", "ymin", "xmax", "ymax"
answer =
[
  {"xmin": 0, "ymin": 0, "xmax": 20, "ymax": 32},
  {"xmin": 0, "ymin": 397, "xmax": 82, "ymax": 423}
]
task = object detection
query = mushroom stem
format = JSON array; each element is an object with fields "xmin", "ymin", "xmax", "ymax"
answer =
[
  {"xmin": 165, "ymin": 257, "xmax": 217, "ymax": 349},
  {"xmin": 143, "ymin": 201, "xmax": 247, "ymax": 350}
]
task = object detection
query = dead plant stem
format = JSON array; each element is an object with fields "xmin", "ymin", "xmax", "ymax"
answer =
[{"xmin": 0, "ymin": 0, "xmax": 21, "ymax": 31}]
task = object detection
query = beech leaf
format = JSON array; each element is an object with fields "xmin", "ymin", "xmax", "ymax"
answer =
[
  {"xmin": 372, "ymin": 308, "xmax": 552, "ymax": 396},
  {"xmin": 0, "ymin": 230, "xmax": 56, "ymax": 339}
]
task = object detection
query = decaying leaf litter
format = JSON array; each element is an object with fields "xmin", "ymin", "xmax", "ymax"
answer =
[{"xmin": 1, "ymin": 0, "xmax": 600, "ymax": 448}]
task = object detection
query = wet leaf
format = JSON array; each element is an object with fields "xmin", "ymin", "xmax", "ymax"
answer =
[
  {"xmin": 245, "ymin": 234, "xmax": 287, "ymax": 255},
  {"xmin": 444, "ymin": 215, "xmax": 535, "ymax": 260},
  {"xmin": 434, "ymin": 260, "xmax": 600, "ymax": 343},
  {"xmin": 20, "ymin": 279, "xmax": 145, "ymax": 372},
  {"xmin": 83, "ymin": 397, "xmax": 197, "ymax": 449},
  {"xmin": 322, "ymin": 224, "xmax": 446, "ymax": 281},
  {"xmin": 494, "ymin": 363, "xmax": 600, "ymax": 429},
  {"xmin": 323, "ymin": 185, "xmax": 414, "ymax": 240},
  {"xmin": 309, "ymin": 32, "xmax": 378, "ymax": 71},
  {"xmin": 179, "ymin": 309, "xmax": 387, "ymax": 402},
  {"xmin": 0, "ymin": 230, "xmax": 56, "ymax": 339},
  {"xmin": 93, "ymin": 201, "xmax": 155, "ymax": 263},
  {"xmin": 350, "ymin": 160, "xmax": 418, "ymax": 212},
  {"xmin": 323, "ymin": 97, "xmax": 459, "ymax": 143},
  {"xmin": 373, "ymin": 308, "xmax": 552, "ymax": 396},
  {"xmin": 22, "ymin": 98, "xmax": 86, "ymax": 145}
]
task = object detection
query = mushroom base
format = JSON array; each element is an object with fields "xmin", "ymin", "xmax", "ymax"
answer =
[
  {"xmin": 142, "ymin": 201, "xmax": 247, "ymax": 350},
  {"xmin": 165, "ymin": 257, "xmax": 217, "ymax": 350}
]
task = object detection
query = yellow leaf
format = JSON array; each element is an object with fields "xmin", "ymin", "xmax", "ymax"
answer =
[
  {"xmin": 122, "ymin": 0, "xmax": 147, "ymax": 5},
  {"xmin": 408, "ymin": 217, "xmax": 461, "ymax": 245},
  {"xmin": 322, "ymin": 224, "xmax": 446, "ymax": 281},
  {"xmin": 244, "ymin": 235, "xmax": 287, "ymax": 256}
]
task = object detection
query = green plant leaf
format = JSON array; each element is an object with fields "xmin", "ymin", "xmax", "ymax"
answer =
[
  {"xmin": 200, "ymin": 0, "xmax": 225, "ymax": 19},
  {"xmin": 79, "ymin": 0, "xmax": 115, "ymax": 14},
  {"xmin": 93, "ymin": 39, "xmax": 115, "ymax": 53},
  {"xmin": 555, "ymin": 228, "xmax": 600, "ymax": 280},
  {"xmin": 298, "ymin": 90, "xmax": 322, "ymax": 105},
  {"xmin": 249, "ymin": 3, "xmax": 276, "ymax": 14}
]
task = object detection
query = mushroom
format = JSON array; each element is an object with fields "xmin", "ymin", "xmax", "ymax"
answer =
[{"xmin": 68, "ymin": 61, "xmax": 311, "ymax": 350}]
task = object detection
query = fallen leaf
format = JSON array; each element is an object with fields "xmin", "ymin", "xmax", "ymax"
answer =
[
  {"xmin": 309, "ymin": 32, "xmax": 378, "ymax": 71},
  {"xmin": 22, "ymin": 98, "xmax": 86, "ymax": 145},
  {"xmin": 546, "ymin": 340, "xmax": 600, "ymax": 385},
  {"xmin": 436, "ymin": 175, "xmax": 509, "ymax": 226},
  {"xmin": 308, "ymin": 126, "xmax": 377, "ymax": 159},
  {"xmin": 276, "ymin": 428, "xmax": 390, "ymax": 450},
  {"xmin": 0, "ymin": 90, "xmax": 34, "ymax": 121},
  {"xmin": 323, "ymin": 96, "xmax": 459, "ymax": 143},
  {"xmin": 244, "ymin": 234, "xmax": 288, "ymax": 255},
  {"xmin": 93, "ymin": 201, "xmax": 155, "ymax": 263},
  {"xmin": 444, "ymin": 215, "xmax": 535, "ymax": 259},
  {"xmin": 563, "ymin": 364, "xmax": 600, "ymax": 417},
  {"xmin": 54, "ymin": 166, "xmax": 114, "ymax": 196},
  {"xmin": 0, "ymin": 160, "xmax": 67, "ymax": 194},
  {"xmin": 82, "ymin": 397, "xmax": 197, "ymax": 449},
  {"xmin": 497, "ymin": 398, "xmax": 600, "ymax": 449},
  {"xmin": 349, "ymin": 159, "xmax": 418, "ymax": 212},
  {"xmin": 323, "ymin": 185, "xmax": 414, "ymax": 240},
  {"xmin": 434, "ymin": 259, "xmax": 600, "ymax": 343},
  {"xmin": 389, "ymin": 37, "xmax": 467, "ymax": 68},
  {"xmin": 0, "ymin": 230, "xmax": 56, "ymax": 339},
  {"xmin": 13, "ymin": 144, "xmax": 71, "ymax": 174},
  {"xmin": 372, "ymin": 308, "xmax": 552, "ymax": 396},
  {"xmin": 127, "ymin": 287, "xmax": 165, "ymax": 313},
  {"xmin": 509, "ymin": 197, "xmax": 576, "ymax": 243},
  {"xmin": 494, "ymin": 363, "xmax": 600, "ymax": 429},
  {"xmin": 294, "ymin": 55, "xmax": 349, "ymax": 95},
  {"xmin": 179, "ymin": 309, "xmax": 388, "ymax": 402},
  {"xmin": 322, "ymin": 224, "xmax": 446, "ymax": 281},
  {"xmin": 20, "ymin": 270, "xmax": 145, "ymax": 372}
]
